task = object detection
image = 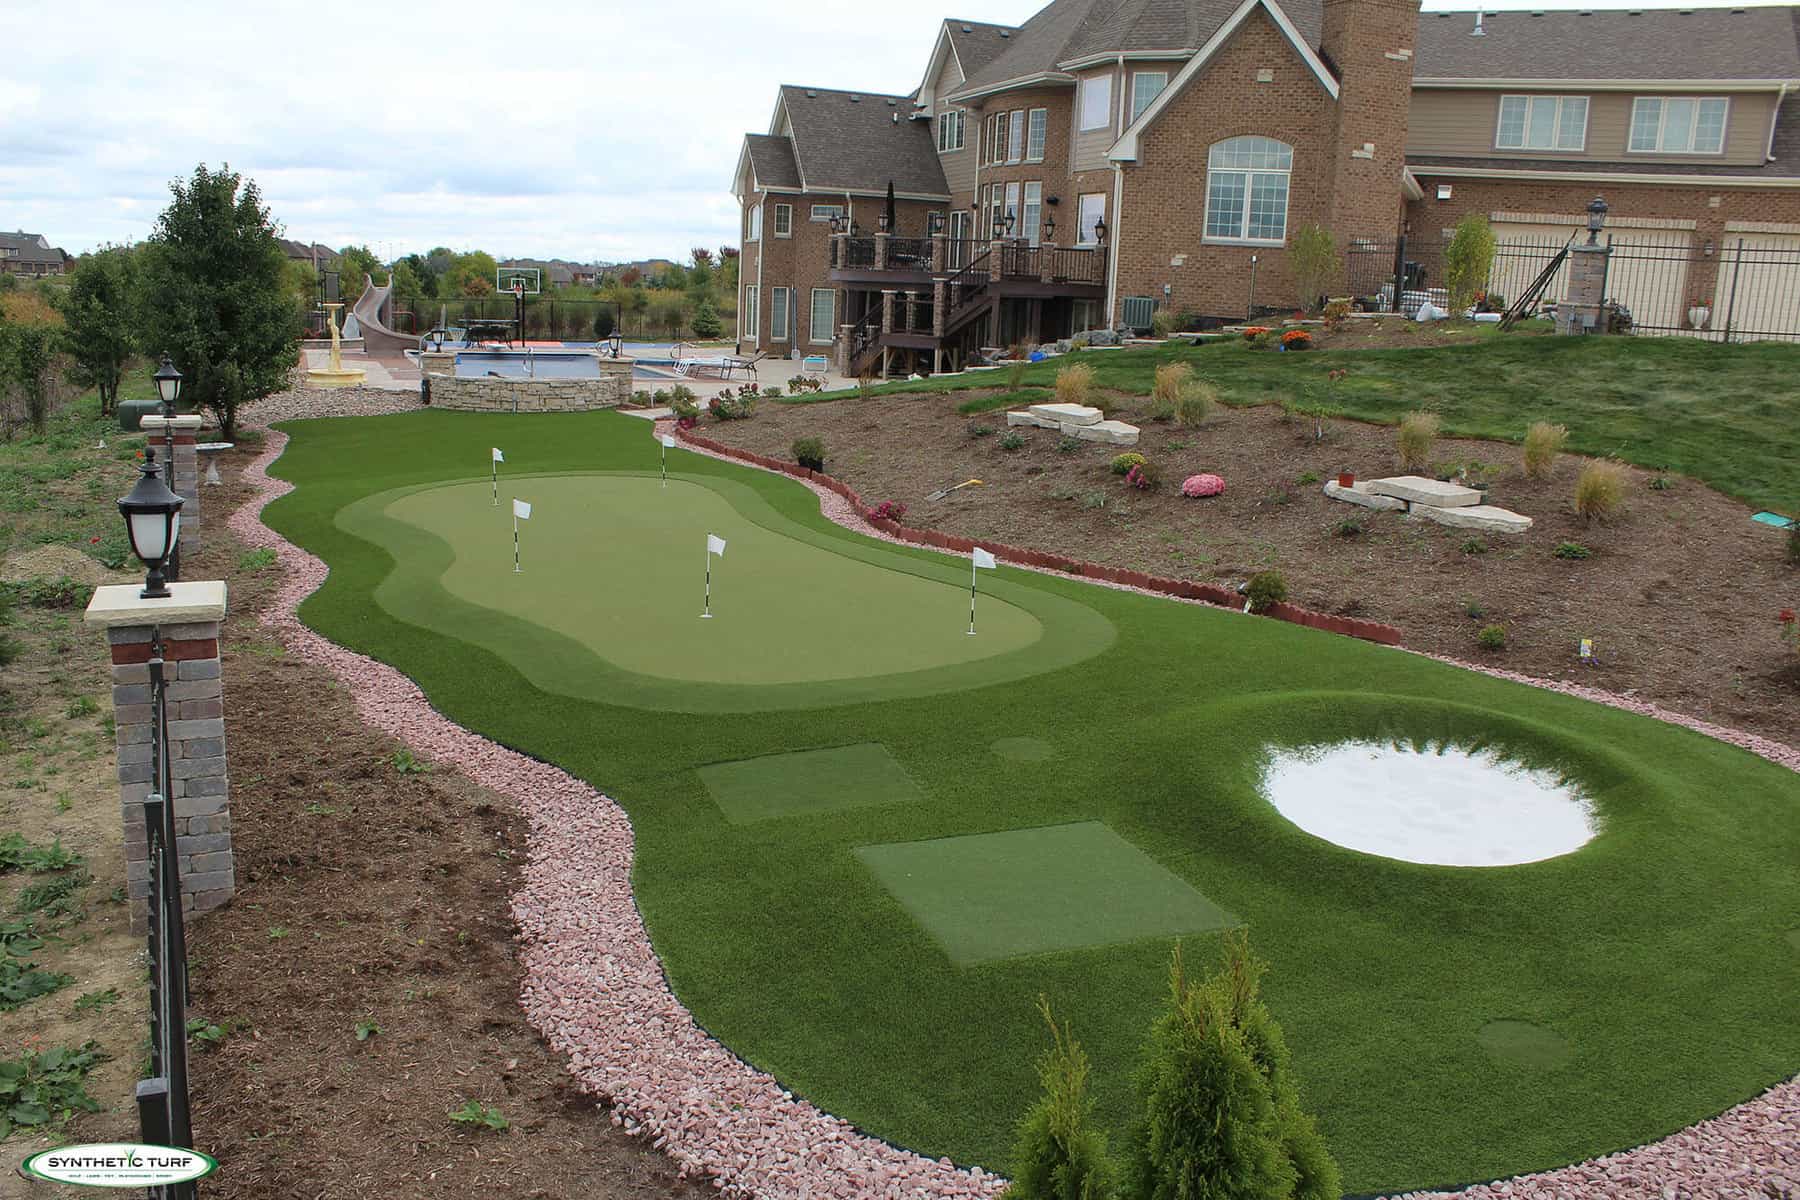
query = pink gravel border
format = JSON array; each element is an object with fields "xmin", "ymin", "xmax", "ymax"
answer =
[{"xmin": 230, "ymin": 424, "xmax": 1797, "ymax": 1200}]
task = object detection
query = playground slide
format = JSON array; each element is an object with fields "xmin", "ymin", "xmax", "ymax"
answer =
[{"xmin": 347, "ymin": 274, "xmax": 416, "ymax": 353}]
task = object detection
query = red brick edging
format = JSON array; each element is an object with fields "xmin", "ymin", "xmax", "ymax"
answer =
[{"xmin": 675, "ymin": 427, "xmax": 1405, "ymax": 647}]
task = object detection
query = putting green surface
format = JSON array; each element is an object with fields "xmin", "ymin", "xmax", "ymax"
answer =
[
  {"xmin": 856, "ymin": 822, "xmax": 1239, "ymax": 966},
  {"xmin": 266, "ymin": 410, "xmax": 1800, "ymax": 1194}
]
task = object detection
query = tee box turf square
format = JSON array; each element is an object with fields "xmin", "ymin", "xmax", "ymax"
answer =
[
  {"xmin": 699, "ymin": 743, "xmax": 923, "ymax": 825},
  {"xmin": 855, "ymin": 822, "xmax": 1238, "ymax": 966}
]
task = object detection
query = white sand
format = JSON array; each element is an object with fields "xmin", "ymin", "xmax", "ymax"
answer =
[{"xmin": 1260, "ymin": 741, "xmax": 1596, "ymax": 866}]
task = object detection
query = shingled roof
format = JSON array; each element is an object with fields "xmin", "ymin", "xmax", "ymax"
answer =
[
  {"xmin": 774, "ymin": 85, "xmax": 949, "ymax": 197},
  {"xmin": 949, "ymin": 0, "xmax": 1324, "ymax": 98},
  {"xmin": 943, "ymin": 18, "xmax": 1021, "ymax": 79},
  {"xmin": 0, "ymin": 231, "xmax": 65, "ymax": 266},
  {"xmin": 744, "ymin": 133, "xmax": 802, "ymax": 191},
  {"xmin": 1413, "ymin": 5, "xmax": 1800, "ymax": 82}
]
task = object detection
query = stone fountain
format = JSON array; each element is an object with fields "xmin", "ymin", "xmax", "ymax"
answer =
[{"xmin": 305, "ymin": 302, "xmax": 367, "ymax": 389}]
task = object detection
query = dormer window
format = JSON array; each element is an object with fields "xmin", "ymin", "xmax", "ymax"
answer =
[
  {"xmin": 1630, "ymin": 97, "xmax": 1728, "ymax": 154},
  {"xmin": 1496, "ymin": 95, "xmax": 1587, "ymax": 152},
  {"xmin": 1079, "ymin": 75, "xmax": 1111, "ymax": 131}
]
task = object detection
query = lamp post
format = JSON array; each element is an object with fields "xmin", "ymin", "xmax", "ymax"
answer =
[
  {"xmin": 608, "ymin": 328, "xmax": 624, "ymax": 358},
  {"xmin": 1043, "ymin": 213, "xmax": 1056, "ymax": 245},
  {"xmin": 151, "ymin": 355, "xmax": 183, "ymax": 582},
  {"xmin": 878, "ymin": 211, "xmax": 891, "ymax": 233},
  {"xmin": 1586, "ymin": 196, "xmax": 1608, "ymax": 246},
  {"xmin": 1093, "ymin": 217, "xmax": 1108, "ymax": 246},
  {"xmin": 117, "ymin": 447, "xmax": 184, "ymax": 600}
]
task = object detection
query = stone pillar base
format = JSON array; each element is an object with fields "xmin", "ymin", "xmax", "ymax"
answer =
[{"xmin": 1556, "ymin": 242, "xmax": 1612, "ymax": 335}]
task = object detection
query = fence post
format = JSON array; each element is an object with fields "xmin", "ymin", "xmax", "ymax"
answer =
[
  {"xmin": 1390, "ymin": 234, "xmax": 1407, "ymax": 314},
  {"xmin": 1722, "ymin": 237, "xmax": 1745, "ymax": 344}
]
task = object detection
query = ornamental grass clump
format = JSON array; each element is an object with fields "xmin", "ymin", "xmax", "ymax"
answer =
[
  {"xmin": 1001, "ymin": 997, "xmax": 1115, "ymax": 1200},
  {"xmin": 1127, "ymin": 935, "xmax": 1340, "ymax": 1200},
  {"xmin": 1055, "ymin": 363, "xmax": 1095, "ymax": 409},
  {"xmin": 1574, "ymin": 460, "xmax": 1627, "ymax": 523},
  {"xmin": 1174, "ymin": 381, "xmax": 1216, "ymax": 428},
  {"xmin": 1522, "ymin": 421, "xmax": 1568, "ymax": 479},
  {"xmin": 1396, "ymin": 410, "xmax": 1439, "ymax": 471},
  {"xmin": 1152, "ymin": 362, "xmax": 1192, "ymax": 412}
]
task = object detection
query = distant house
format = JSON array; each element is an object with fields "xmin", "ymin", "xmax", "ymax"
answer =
[
  {"xmin": 0, "ymin": 231, "xmax": 69, "ymax": 277},
  {"xmin": 279, "ymin": 239, "xmax": 341, "ymax": 273},
  {"xmin": 499, "ymin": 259, "xmax": 577, "ymax": 290}
]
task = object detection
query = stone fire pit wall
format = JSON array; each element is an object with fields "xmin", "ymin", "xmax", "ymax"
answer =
[{"xmin": 424, "ymin": 355, "xmax": 634, "ymax": 412}]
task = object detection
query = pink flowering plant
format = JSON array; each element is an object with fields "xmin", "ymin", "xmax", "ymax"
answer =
[
  {"xmin": 866, "ymin": 500, "xmax": 908, "ymax": 524},
  {"xmin": 1182, "ymin": 473, "xmax": 1225, "ymax": 498},
  {"xmin": 1125, "ymin": 462, "xmax": 1161, "ymax": 491}
]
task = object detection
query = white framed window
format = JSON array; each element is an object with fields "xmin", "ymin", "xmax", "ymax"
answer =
[
  {"xmin": 1496, "ymin": 95, "xmax": 1587, "ymax": 151},
  {"xmin": 1026, "ymin": 108, "xmax": 1047, "ymax": 161},
  {"xmin": 809, "ymin": 288, "xmax": 835, "ymax": 344},
  {"xmin": 1004, "ymin": 181, "xmax": 1020, "ymax": 235},
  {"xmin": 949, "ymin": 209, "xmax": 971, "ymax": 266},
  {"xmin": 1023, "ymin": 181, "xmax": 1042, "ymax": 245},
  {"xmin": 1076, "ymin": 192, "xmax": 1106, "ymax": 244},
  {"xmin": 1007, "ymin": 110, "xmax": 1025, "ymax": 163},
  {"xmin": 746, "ymin": 206, "xmax": 761, "ymax": 241},
  {"xmin": 994, "ymin": 114, "xmax": 1008, "ymax": 164},
  {"xmin": 1079, "ymin": 74, "xmax": 1111, "ymax": 131},
  {"xmin": 1204, "ymin": 136, "xmax": 1292, "ymax": 243},
  {"xmin": 773, "ymin": 204, "xmax": 792, "ymax": 237},
  {"xmin": 743, "ymin": 285, "xmax": 758, "ymax": 338},
  {"xmin": 937, "ymin": 108, "xmax": 965, "ymax": 152},
  {"xmin": 810, "ymin": 203, "xmax": 844, "ymax": 223},
  {"xmin": 770, "ymin": 286, "xmax": 789, "ymax": 341},
  {"xmin": 1130, "ymin": 71, "xmax": 1167, "ymax": 123},
  {"xmin": 987, "ymin": 183, "xmax": 1003, "ymax": 240},
  {"xmin": 1630, "ymin": 97, "xmax": 1729, "ymax": 154}
]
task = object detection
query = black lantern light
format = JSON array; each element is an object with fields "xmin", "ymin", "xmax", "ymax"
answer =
[
  {"xmin": 927, "ymin": 211, "xmax": 943, "ymax": 236},
  {"xmin": 1586, "ymin": 196, "xmax": 1608, "ymax": 246},
  {"xmin": 153, "ymin": 354, "xmax": 183, "ymax": 414},
  {"xmin": 878, "ymin": 211, "xmax": 891, "ymax": 232},
  {"xmin": 850, "ymin": 220, "xmax": 863, "ymax": 236},
  {"xmin": 1043, "ymin": 213, "xmax": 1057, "ymax": 243},
  {"xmin": 828, "ymin": 213, "xmax": 846, "ymax": 235},
  {"xmin": 1093, "ymin": 216, "xmax": 1108, "ymax": 245},
  {"xmin": 117, "ymin": 446, "xmax": 184, "ymax": 600},
  {"xmin": 608, "ymin": 328, "xmax": 624, "ymax": 357},
  {"xmin": 1001, "ymin": 211, "xmax": 1016, "ymax": 236}
]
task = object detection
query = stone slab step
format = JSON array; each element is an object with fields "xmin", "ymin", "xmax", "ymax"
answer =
[
  {"xmin": 1029, "ymin": 402, "xmax": 1103, "ymax": 427},
  {"xmin": 1007, "ymin": 410, "xmax": 1060, "ymax": 428},
  {"xmin": 1323, "ymin": 480, "xmax": 1407, "ymax": 511},
  {"xmin": 1366, "ymin": 475, "xmax": 1483, "ymax": 508},
  {"xmin": 1412, "ymin": 502, "xmax": 1533, "ymax": 533},
  {"xmin": 1067, "ymin": 419, "xmax": 1140, "ymax": 446}
]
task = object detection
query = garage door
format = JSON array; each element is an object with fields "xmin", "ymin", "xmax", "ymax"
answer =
[
  {"xmin": 1488, "ymin": 221, "xmax": 1693, "ymax": 334},
  {"xmin": 1486, "ymin": 220, "xmax": 1581, "ymax": 312},
  {"xmin": 1710, "ymin": 233, "xmax": 1800, "ymax": 342}
]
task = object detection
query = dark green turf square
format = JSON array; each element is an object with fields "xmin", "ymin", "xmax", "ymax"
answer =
[
  {"xmin": 855, "ymin": 822, "xmax": 1238, "ymax": 966},
  {"xmin": 699, "ymin": 742, "xmax": 923, "ymax": 824}
]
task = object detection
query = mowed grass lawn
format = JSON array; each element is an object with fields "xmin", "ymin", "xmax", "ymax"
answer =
[
  {"xmin": 818, "ymin": 334, "xmax": 1800, "ymax": 513},
  {"xmin": 264, "ymin": 409, "xmax": 1800, "ymax": 1195}
]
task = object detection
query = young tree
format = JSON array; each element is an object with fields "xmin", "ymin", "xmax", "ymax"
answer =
[
  {"xmin": 0, "ymin": 319, "xmax": 59, "ymax": 437},
  {"xmin": 1004, "ymin": 997, "xmax": 1114, "ymax": 1200},
  {"xmin": 57, "ymin": 244, "xmax": 138, "ymax": 415},
  {"xmin": 1445, "ymin": 214, "xmax": 1497, "ymax": 315},
  {"xmin": 135, "ymin": 163, "xmax": 300, "ymax": 441},
  {"xmin": 1287, "ymin": 225, "xmax": 1339, "ymax": 314},
  {"xmin": 690, "ymin": 298, "xmax": 723, "ymax": 339},
  {"xmin": 1127, "ymin": 935, "xmax": 1340, "ymax": 1200}
]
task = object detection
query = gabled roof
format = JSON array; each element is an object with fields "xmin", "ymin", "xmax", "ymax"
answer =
[
  {"xmin": 0, "ymin": 231, "xmax": 64, "ymax": 264},
  {"xmin": 948, "ymin": 0, "xmax": 1324, "ymax": 100},
  {"xmin": 745, "ymin": 133, "xmax": 802, "ymax": 191},
  {"xmin": 1413, "ymin": 5, "xmax": 1800, "ymax": 84},
  {"xmin": 765, "ymin": 85, "xmax": 949, "ymax": 198},
  {"xmin": 945, "ymin": 18, "xmax": 1021, "ymax": 79}
]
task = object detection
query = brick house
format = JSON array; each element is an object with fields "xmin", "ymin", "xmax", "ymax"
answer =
[
  {"xmin": 0, "ymin": 230, "xmax": 69, "ymax": 277},
  {"xmin": 732, "ymin": 0, "xmax": 1800, "ymax": 371}
]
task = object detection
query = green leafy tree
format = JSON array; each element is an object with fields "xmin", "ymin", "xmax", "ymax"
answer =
[
  {"xmin": 0, "ymin": 319, "xmax": 58, "ymax": 436},
  {"xmin": 135, "ymin": 163, "xmax": 300, "ymax": 441},
  {"xmin": 1004, "ymin": 997, "xmax": 1114, "ymax": 1200},
  {"xmin": 1445, "ymin": 213, "xmax": 1497, "ymax": 315},
  {"xmin": 57, "ymin": 245, "xmax": 138, "ymax": 415},
  {"xmin": 1127, "ymin": 934, "xmax": 1340, "ymax": 1200},
  {"xmin": 1286, "ymin": 225, "xmax": 1339, "ymax": 314},
  {"xmin": 443, "ymin": 250, "xmax": 498, "ymax": 298},
  {"xmin": 645, "ymin": 288, "xmax": 688, "ymax": 338},
  {"xmin": 389, "ymin": 260, "xmax": 429, "ymax": 328},
  {"xmin": 336, "ymin": 244, "xmax": 386, "ymax": 303}
]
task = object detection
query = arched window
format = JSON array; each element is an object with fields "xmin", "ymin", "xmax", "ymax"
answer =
[{"xmin": 1204, "ymin": 137, "xmax": 1294, "ymax": 243}]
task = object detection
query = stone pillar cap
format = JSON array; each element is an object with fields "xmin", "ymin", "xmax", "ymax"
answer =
[
  {"xmin": 84, "ymin": 580, "xmax": 227, "ymax": 628},
  {"xmin": 140, "ymin": 414, "xmax": 205, "ymax": 431}
]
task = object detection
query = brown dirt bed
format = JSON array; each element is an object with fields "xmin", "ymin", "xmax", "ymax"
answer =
[{"xmin": 706, "ymin": 391, "xmax": 1798, "ymax": 750}]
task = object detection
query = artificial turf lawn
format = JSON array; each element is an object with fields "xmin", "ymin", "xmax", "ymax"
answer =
[
  {"xmin": 266, "ymin": 409, "xmax": 1800, "ymax": 1194},
  {"xmin": 856, "ymin": 821, "xmax": 1238, "ymax": 966},
  {"xmin": 700, "ymin": 743, "xmax": 921, "ymax": 824}
]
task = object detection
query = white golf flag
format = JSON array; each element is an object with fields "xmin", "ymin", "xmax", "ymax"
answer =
[
  {"xmin": 492, "ymin": 447, "xmax": 504, "ymax": 463},
  {"xmin": 706, "ymin": 533, "xmax": 727, "ymax": 557},
  {"xmin": 972, "ymin": 547, "xmax": 997, "ymax": 570},
  {"xmin": 513, "ymin": 498, "xmax": 532, "ymax": 520},
  {"xmin": 661, "ymin": 434, "xmax": 677, "ymax": 449}
]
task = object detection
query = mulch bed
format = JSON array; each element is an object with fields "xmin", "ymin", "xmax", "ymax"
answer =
[
  {"xmin": 704, "ymin": 392, "xmax": 1798, "ymax": 750},
  {"xmin": 180, "ymin": 449, "xmax": 706, "ymax": 1200}
]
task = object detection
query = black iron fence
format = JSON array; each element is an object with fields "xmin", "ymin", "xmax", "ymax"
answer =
[
  {"xmin": 138, "ymin": 630, "xmax": 198, "ymax": 1199},
  {"xmin": 411, "ymin": 299, "xmax": 624, "ymax": 341}
]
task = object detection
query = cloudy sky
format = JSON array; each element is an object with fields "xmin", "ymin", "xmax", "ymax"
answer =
[{"xmin": 1, "ymin": 0, "xmax": 1774, "ymax": 264}]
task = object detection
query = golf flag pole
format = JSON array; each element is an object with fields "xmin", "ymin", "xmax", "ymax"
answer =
[
  {"xmin": 512, "ymin": 497, "xmax": 531, "ymax": 573},
  {"xmin": 491, "ymin": 447, "xmax": 504, "ymax": 506},
  {"xmin": 969, "ymin": 547, "xmax": 997, "ymax": 634},
  {"xmin": 702, "ymin": 533, "xmax": 726, "ymax": 618},
  {"xmin": 660, "ymin": 433, "xmax": 676, "ymax": 488}
]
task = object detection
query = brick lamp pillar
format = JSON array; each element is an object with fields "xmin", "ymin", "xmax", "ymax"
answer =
[
  {"xmin": 140, "ymin": 414, "xmax": 204, "ymax": 554},
  {"xmin": 1557, "ymin": 242, "xmax": 1613, "ymax": 335},
  {"xmin": 881, "ymin": 290, "xmax": 897, "ymax": 333},
  {"xmin": 84, "ymin": 581, "xmax": 233, "ymax": 929},
  {"xmin": 836, "ymin": 324, "xmax": 854, "ymax": 375}
]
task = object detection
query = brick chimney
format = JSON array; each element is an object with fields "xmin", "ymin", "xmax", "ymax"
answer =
[{"xmin": 1321, "ymin": 0, "xmax": 1420, "ymax": 243}]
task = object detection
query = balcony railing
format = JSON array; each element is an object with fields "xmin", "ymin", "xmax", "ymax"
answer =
[
  {"xmin": 840, "ymin": 237, "xmax": 876, "ymax": 269},
  {"xmin": 829, "ymin": 235, "xmax": 1106, "ymax": 286},
  {"xmin": 1046, "ymin": 245, "xmax": 1106, "ymax": 285},
  {"xmin": 886, "ymin": 237, "xmax": 933, "ymax": 268}
]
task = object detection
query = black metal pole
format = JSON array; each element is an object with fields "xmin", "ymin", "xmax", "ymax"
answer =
[
  {"xmin": 1722, "ymin": 237, "xmax": 1745, "ymax": 344},
  {"xmin": 147, "ymin": 631, "xmax": 193, "ymax": 1154},
  {"xmin": 1391, "ymin": 234, "xmax": 1407, "ymax": 315}
]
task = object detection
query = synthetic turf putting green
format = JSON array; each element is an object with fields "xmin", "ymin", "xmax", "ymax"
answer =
[
  {"xmin": 856, "ymin": 822, "xmax": 1238, "ymax": 966},
  {"xmin": 335, "ymin": 470, "xmax": 1114, "ymax": 711},
  {"xmin": 266, "ymin": 409, "xmax": 1800, "ymax": 1194},
  {"xmin": 700, "ymin": 743, "xmax": 922, "ymax": 824}
]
